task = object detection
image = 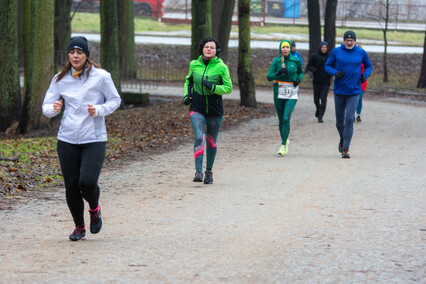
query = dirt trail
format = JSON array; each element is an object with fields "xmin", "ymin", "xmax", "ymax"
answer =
[{"xmin": 1, "ymin": 89, "xmax": 425, "ymax": 283}]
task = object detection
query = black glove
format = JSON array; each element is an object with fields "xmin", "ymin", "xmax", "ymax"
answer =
[
  {"xmin": 275, "ymin": 68, "xmax": 287, "ymax": 76},
  {"xmin": 360, "ymin": 74, "xmax": 366, "ymax": 83},
  {"xmin": 335, "ymin": 71, "xmax": 345, "ymax": 79},
  {"xmin": 308, "ymin": 66, "xmax": 317, "ymax": 73},
  {"xmin": 293, "ymin": 78, "xmax": 301, "ymax": 87},
  {"xmin": 184, "ymin": 97, "xmax": 192, "ymax": 105},
  {"xmin": 202, "ymin": 80, "xmax": 215, "ymax": 91}
]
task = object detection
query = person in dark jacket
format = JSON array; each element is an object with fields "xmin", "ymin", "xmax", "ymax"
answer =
[
  {"xmin": 325, "ymin": 31, "xmax": 373, "ymax": 158},
  {"xmin": 184, "ymin": 37, "xmax": 233, "ymax": 184},
  {"xmin": 307, "ymin": 41, "xmax": 331, "ymax": 123},
  {"xmin": 267, "ymin": 40, "xmax": 303, "ymax": 156}
]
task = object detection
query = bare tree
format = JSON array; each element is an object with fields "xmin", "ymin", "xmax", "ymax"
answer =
[
  {"xmin": 191, "ymin": 0, "xmax": 211, "ymax": 60},
  {"xmin": 307, "ymin": 0, "xmax": 321, "ymax": 59},
  {"xmin": 54, "ymin": 0, "xmax": 71, "ymax": 71},
  {"xmin": 0, "ymin": 0, "xmax": 21, "ymax": 131},
  {"xmin": 368, "ymin": 0, "xmax": 392, "ymax": 82},
  {"xmin": 211, "ymin": 0, "xmax": 236, "ymax": 63},
  {"xmin": 324, "ymin": 0, "xmax": 338, "ymax": 50},
  {"xmin": 19, "ymin": 0, "xmax": 54, "ymax": 133},
  {"xmin": 100, "ymin": 0, "xmax": 121, "ymax": 92},
  {"xmin": 417, "ymin": 30, "xmax": 426, "ymax": 89},
  {"xmin": 118, "ymin": 0, "xmax": 137, "ymax": 79},
  {"xmin": 237, "ymin": 0, "xmax": 256, "ymax": 107}
]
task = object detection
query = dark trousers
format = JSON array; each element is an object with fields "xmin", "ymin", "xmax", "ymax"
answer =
[
  {"xmin": 57, "ymin": 140, "xmax": 106, "ymax": 227},
  {"xmin": 313, "ymin": 83, "xmax": 330, "ymax": 119},
  {"xmin": 334, "ymin": 94, "xmax": 360, "ymax": 150}
]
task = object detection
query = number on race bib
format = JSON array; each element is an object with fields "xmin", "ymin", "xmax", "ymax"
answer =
[{"xmin": 277, "ymin": 81, "xmax": 299, "ymax": 99}]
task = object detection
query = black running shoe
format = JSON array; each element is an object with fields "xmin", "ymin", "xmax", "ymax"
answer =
[
  {"xmin": 341, "ymin": 148, "xmax": 350, "ymax": 158},
  {"xmin": 193, "ymin": 171, "xmax": 203, "ymax": 182},
  {"xmin": 69, "ymin": 225, "xmax": 86, "ymax": 241},
  {"xmin": 89, "ymin": 205, "xmax": 102, "ymax": 234},
  {"xmin": 356, "ymin": 116, "xmax": 361, "ymax": 122},
  {"xmin": 204, "ymin": 170, "xmax": 213, "ymax": 184},
  {"xmin": 338, "ymin": 139, "xmax": 344, "ymax": 153},
  {"xmin": 318, "ymin": 117, "xmax": 323, "ymax": 123}
]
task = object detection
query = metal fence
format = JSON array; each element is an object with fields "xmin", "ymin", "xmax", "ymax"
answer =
[
  {"xmin": 55, "ymin": 51, "xmax": 166, "ymax": 91},
  {"xmin": 162, "ymin": 0, "xmax": 426, "ymax": 31}
]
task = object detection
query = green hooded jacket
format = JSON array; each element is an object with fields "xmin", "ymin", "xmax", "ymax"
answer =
[
  {"xmin": 184, "ymin": 55, "xmax": 233, "ymax": 116},
  {"xmin": 266, "ymin": 40, "xmax": 303, "ymax": 96}
]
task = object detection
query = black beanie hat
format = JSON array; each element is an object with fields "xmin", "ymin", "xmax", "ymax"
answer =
[
  {"xmin": 68, "ymin": 36, "xmax": 90, "ymax": 57},
  {"xmin": 292, "ymin": 41, "xmax": 296, "ymax": 47},
  {"xmin": 343, "ymin": 31, "xmax": 356, "ymax": 41}
]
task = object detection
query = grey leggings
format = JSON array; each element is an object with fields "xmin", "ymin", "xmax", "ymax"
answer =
[{"xmin": 190, "ymin": 111, "xmax": 223, "ymax": 172}]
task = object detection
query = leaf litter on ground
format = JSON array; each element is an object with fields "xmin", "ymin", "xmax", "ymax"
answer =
[{"xmin": 0, "ymin": 96, "xmax": 275, "ymax": 203}]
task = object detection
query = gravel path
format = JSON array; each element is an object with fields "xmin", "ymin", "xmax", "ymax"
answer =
[{"xmin": 1, "ymin": 88, "xmax": 425, "ymax": 283}]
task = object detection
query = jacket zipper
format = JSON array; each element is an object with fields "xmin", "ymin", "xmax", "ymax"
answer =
[{"xmin": 202, "ymin": 64, "xmax": 209, "ymax": 113}]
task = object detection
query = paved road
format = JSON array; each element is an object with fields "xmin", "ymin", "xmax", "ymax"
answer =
[{"xmin": 0, "ymin": 87, "xmax": 425, "ymax": 283}]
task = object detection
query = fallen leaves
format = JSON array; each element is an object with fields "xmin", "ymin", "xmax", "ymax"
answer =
[{"xmin": 0, "ymin": 96, "xmax": 275, "ymax": 199}]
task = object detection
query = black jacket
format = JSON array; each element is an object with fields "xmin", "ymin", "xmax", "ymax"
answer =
[{"xmin": 307, "ymin": 42, "xmax": 331, "ymax": 86}]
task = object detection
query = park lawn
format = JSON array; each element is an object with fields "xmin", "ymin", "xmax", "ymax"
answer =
[{"xmin": 71, "ymin": 12, "xmax": 424, "ymax": 46}]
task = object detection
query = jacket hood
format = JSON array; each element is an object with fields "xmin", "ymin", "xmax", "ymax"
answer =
[{"xmin": 278, "ymin": 40, "xmax": 292, "ymax": 56}]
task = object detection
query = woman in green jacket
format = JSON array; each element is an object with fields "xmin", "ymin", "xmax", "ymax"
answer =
[
  {"xmin": 267, "ymin": 40, "xmax": 303, "ymax": 156},
  {"xmin": 184, "ymin": 37, "xmax": 233, "ymax": 184}
]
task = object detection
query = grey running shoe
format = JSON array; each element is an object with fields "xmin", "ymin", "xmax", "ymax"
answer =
[
  {"xmin": 341, "ymin": 148, "xmax": 350, "ymax": 158},
  {"xmin": 204, "ymin": 170, "xmax": 213, "ymax": 184},
  {"xmin": 69, "ymin": 225, "xmax": 86, "ymax": 241},
  {"xmin": 89, "ymin": 205, "xmax": 102, "ymax": 234},
  {"xmin": 193, "ymin": 171, "xmax": 203, "ymax": 182}
]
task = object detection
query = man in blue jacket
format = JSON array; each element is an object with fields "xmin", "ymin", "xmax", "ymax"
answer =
[{"xmin": 325, "ymin": 31, "xmax": 373, "ymax": 158}]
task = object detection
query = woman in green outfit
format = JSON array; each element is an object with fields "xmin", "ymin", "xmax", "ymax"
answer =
[
  {"xmin": 267, "ymin": 40, "xmax": 303, "ymax": 156},
  {"xmin": 184, "ymin": 37, "xmax": 233, "ymax": 184}
]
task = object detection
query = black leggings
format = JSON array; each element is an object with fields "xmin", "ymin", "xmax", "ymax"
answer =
[{"xmin": 57, "ymin": 140, "xmax": 106, "ymax": 227}]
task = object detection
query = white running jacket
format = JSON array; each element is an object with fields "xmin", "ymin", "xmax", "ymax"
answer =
[{"xmin": 42, "ymin": 67, "xmax": 121, "ymax": 144}]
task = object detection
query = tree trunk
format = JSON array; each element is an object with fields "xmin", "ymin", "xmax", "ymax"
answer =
[
  {"xmin": 19, "ymin": 0, "xmax": 54, "ymax": 133},
  {"xmin": 383, "ymin": 0, "xmax": 389, "ymax": 82},
  {"xmin": 417, "ymin": 30, "xmax": 426, "ymax": 88},
  {"xmin": 307, "ymin": 0, "xmax": 321, "ymax": 59},
  {"xmin": 54, "ymin": 0, "xmax": 71, "ymax": 72},
  {"xmin": 238, "ymin": 0, "xmax": 256, "ymax": 107},
  {"xmin": 212, "ymin": 0, "xmax": 235, "ymax": 63},
  {"xmin": 191, "ymin": 0, "xmax": 211, "ymax": 60},
  {"xmin": 20, "ymin": 0, "xmax": 35, "ymax": 133},
  {"xmin": 0, "ymin": 0, "xmax": 21, "ymax": 131},
  {"xmin": 118, "ymin": 0, "xmax": 137, "ymax": 79},
  {"xmin": 18, "ymin": 0, "xmax": 24, "ymax": 69},
  {"xmin": 100, "ymin": 0, "xmax": 121, "ymax": 93},
  {"xmin": 383, "ymin": 30, "xmax": 388, "ymax": 82},
  {"xmin": 324, "ymin": 0, "xmax": 337, "ymax": 50}
]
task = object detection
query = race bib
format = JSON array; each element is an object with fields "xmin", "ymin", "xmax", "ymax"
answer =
[{"xmin": 277, "ymin": 81, "xmax": 299, "ymax": 99}]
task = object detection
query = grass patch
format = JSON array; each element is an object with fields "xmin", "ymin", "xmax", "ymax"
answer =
[{"xmin": 71, "ymin": 12, "xmax": 424, "ymax": 46}]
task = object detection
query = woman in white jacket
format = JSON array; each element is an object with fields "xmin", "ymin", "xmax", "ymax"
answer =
[{"xmin": 42, "ymin": 36, "xmax": 121, "ymax": 241}]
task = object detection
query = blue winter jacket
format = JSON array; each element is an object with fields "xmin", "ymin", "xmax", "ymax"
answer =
[{"xmin": 325, "ymin": 44, "xmax": 373, "ymax": 95}]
